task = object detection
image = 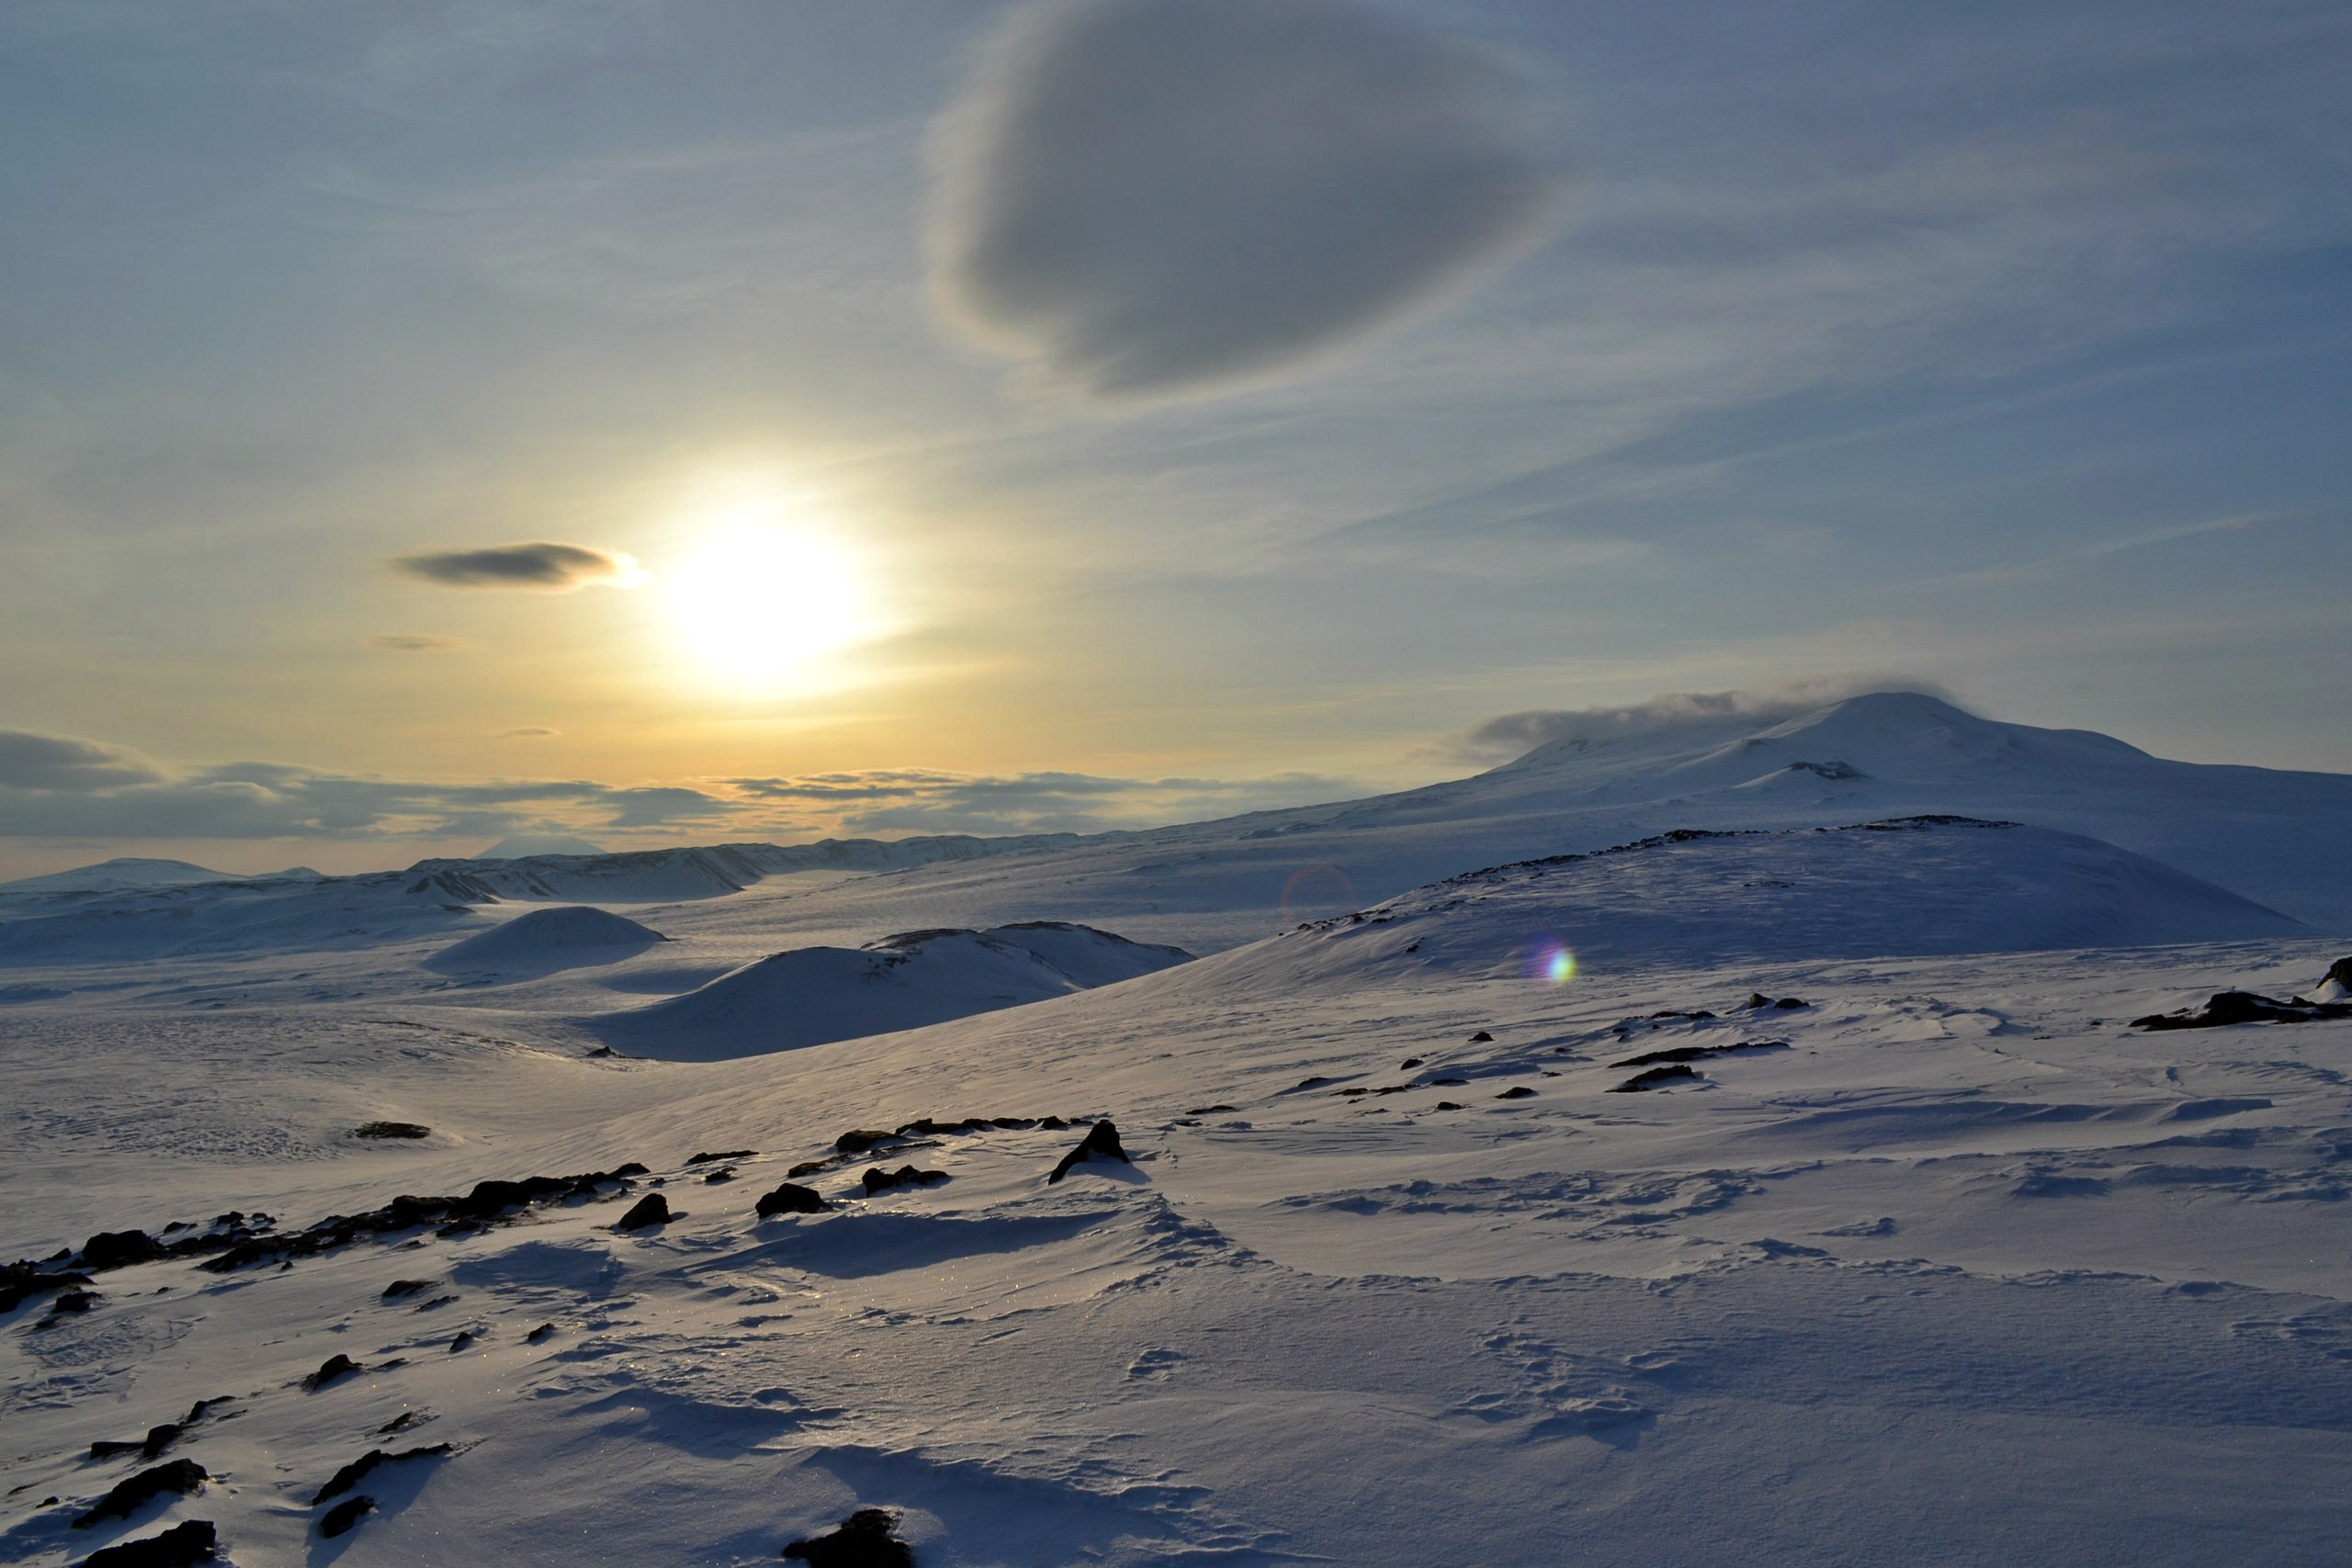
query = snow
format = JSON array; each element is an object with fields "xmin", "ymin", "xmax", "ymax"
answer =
[
  {"xmin": 593, "ymin": 924, "xmax": 1192, "ymax": 1060},
  {"xmin": 4, "ymin": 693, "xmax": 2352, "ymax": 1565},
  {"xmin": 428, "ymin": 907, "xmax": 669, "ymax": 975}
]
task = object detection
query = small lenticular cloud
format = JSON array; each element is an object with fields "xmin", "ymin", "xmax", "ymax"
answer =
[
  {"xmin": 368, "ymin": 634, "xmax": 466, "ymax": 652},
  {"xmin": 391, "ymin": 541, "xmax": 647, "ymax": 592},
  {"xmin": 495, "ymin": 727, "xmax": 560, "ymax": 739},
  {"xmin": 927, "ymin": 0, "xmax": 1571, "ymax": 406}
]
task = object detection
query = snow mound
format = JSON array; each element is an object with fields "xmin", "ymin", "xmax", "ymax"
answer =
[
  {"xmin": 596, "ymin": 922, "xmax": 1192, "ymax": 1060},
  {"xmin": 429, "ymin": 906, "xmax": 667, "ymax": 973},
  {"xmin": 1193, "ymin": 817, "xmax": 2306, "ymax": 990}
]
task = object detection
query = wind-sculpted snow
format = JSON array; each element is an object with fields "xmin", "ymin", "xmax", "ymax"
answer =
[
  {"xmin": 6, "ymin": 922, "xmax": 2352, "ymax": 1561},
  {"xmin": 594, "ymin": 923, "xmax": 1192, "ymax": 1059}
]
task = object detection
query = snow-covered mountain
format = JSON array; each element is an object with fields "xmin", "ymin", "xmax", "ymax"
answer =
[
  {"xmin": 0, "ymin": 857, "xmax": 322, "ymax": 896},
  {"xmin": 474, "ymin": 833, "xmax": 608, "ymax": 860}
]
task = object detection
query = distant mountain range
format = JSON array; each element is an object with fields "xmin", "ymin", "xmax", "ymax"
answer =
[{"xmin": 3, "ymin": 692, "xmax": 2346, "ymax": 963}]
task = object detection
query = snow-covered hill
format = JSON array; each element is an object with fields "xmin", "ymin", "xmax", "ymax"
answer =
[
  {"xmin": 427, "ymin": 907, "xmax": 669, "ymax": 975},
  {"xmin": 1193, "ymin": 816, "xmax": 2307, "ymax": 994},
  {"xmin": 593, "ymin": 922, "xmax": 1193, "ymax": 1059}
]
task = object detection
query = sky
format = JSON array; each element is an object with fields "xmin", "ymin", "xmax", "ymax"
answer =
[{"xmin": 1, "ymin": 0, "xmax": 2346, "ymax": 879}]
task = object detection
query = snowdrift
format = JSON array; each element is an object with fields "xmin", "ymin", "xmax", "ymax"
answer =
[
  {"xmin": 594, "ymin": 922, "xmax": 1192, "ymax": 1060},
  {"xmin": 1191, "ymin": 817, "xmax": 2307, "ymax": 992},
  {"xmin": 428, "ymin": 906, "xmax": 667, "ymax": 974}
]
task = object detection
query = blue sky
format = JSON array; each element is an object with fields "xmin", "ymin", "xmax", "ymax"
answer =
[{"xmin": 0, "ymin": 0, "xmax": 2346, "ymax": 875}]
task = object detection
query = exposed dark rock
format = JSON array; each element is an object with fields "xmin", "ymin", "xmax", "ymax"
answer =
[
  {"xmin": 413, "ymin": 1295, "xmax": 458, "ymax": 1312},
  {"xmin": 1433, "ymin": 1101, "xmax": 1464, "ymax": 1111},
  {"xmin": 2132, "ymin": 990, "xmax": 2352, "ymax": 1031},
  {"xmin": 77, "ymin": 1518, "xmax": 218, "ymax": 1567},
  {"xmin": 2324, "ymin": 956, "xmax": 2352, "ymax": 991},
  {"xmin": 377, "ymin": 1413, "xmax": 429, "ymax": 1436},
  {"xmin": 1047, "ymin": 1119, "xmax": 1130, "ymax": 1184},
  {"xmin": 989, "ymin": 1116, "xmax": 1038, "ymax": 1129},
  {"xmin": 614, "ymin": 1194, "xmax": 671, "ymax": 1231},
  {"xmin": 1744, "ymin": 994, "xmax": 1808, "ymax": 1010},
  {"xmin": 1338, "ymin": 1087, "xmax": 1370, "ymax": 1098},
  {"xmin": 88, "ymin": 1423, "xmax": 185, "ymax": 1462},
  {"xmin": 861, "ymin": 1166, "xmax": 949, "ymax": 1196},
  {"xmin": 1428, "ymin": 1077, "xmax": 1466, "ymax": 1086},
  {"xmin": 702, "ymin": 1168, "xmax": 738, "ymax": 1184},
  {"xmin": 302, "ymin": 1354, "xmax": 363, "ymax": 1393},
  {"xmin": 319, "ymin": 1496, "xmax": 376, "ymax": 1539},
  {"xmin": 1038, "ymin": 1115, "xmax": 1069, "ymax": 1130},
  {"xmin": 1398, "ymin": 1058, "xmax": 1424, "ymax": 1069},
  {"xmin": 73, "ymin": 1460, "xmax": 208, "ymax": 1528},
  {"xmin": 200, "ymin": 1163, "xmax": 647, "ymax": 1272},
  {"xmin": 1612, "ymin": 1041, "xmax": 1792, "ymax": 1069},
  {"xmin": 755, "ymin": 1183, "xmax": 830, "ymax": 1218},
  {"xmin": 448, "ymin": 1332, "xmax": 474, "ymax": 1352},
  {"xmin": 43, "ymin": 1287, "xmax": 99, "ymax": 1318},
  {"xmin": 525, "ymin": 1324, "xmax": 556, "ymax": 1345},
  {"xmin": 1610, "ymin": 1065, "xmax": 1702, "ymax": 1092},
  {"xmin": 1468, "ymin": 1031, "xmax": 1493, "ymax": 1043},
  {"xmin": 311, "ymin": 1443, "xmax": 453, "ymax": 1506},
  {"xmin": 1290, "ymin": 1077, "xmax": 1334, "ymax": 1091},
  {"xmin": 183, "ymin": 1398, "xmax": 232, "ymax": 1424},
  {"xmin": 1495, "ymin": 1086, "xmax": 1536, "ymax": 1100},
  {"xmin": 781, "ymin": 1506, "xmax": 914, "ymax": 1567},
  {"xmin": 687, "ymin": 1149, "xmax": 755, "ymax": 1165},
  {"xmin": 1185, "ymin": 1104, "xmax": 1236, "ymax": 1115},
  {"xmin": 833, "ymin": 1129, "xmax": 902, "ymax": 1156},
  {"xmin": 80, "ymin": 1231, "xmax": 164, "ymax": 1270},
  {"xmin": 787, "ymin": 1160, "xmax": 830, "ymax": 1179},
  {"xmin": 353, "ymin": 1122, "xmax": 430, "ymax": 1140},
  {"xmin": 1647, "ymin": 1009, "xmax": 1718, "ymax": 1021},
  {"xmin": 380, "ymin": 1279, "xmax": 435, "ymax": 1301}
]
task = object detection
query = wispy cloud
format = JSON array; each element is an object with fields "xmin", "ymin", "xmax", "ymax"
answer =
[
  {"xmin": 1453, "ymin": 678, "xmax": 1965, "ymax": 761},
  {"xmin": 493, "ymin": 727, "xmax": 560, "ymax": 739},
  {"xmin": 368, "ymin": 633, "xmax": 468, "ymax": 652},
  {"xmin": 390, "ymin": 541, "xmax": 646, "ymax": 592}
]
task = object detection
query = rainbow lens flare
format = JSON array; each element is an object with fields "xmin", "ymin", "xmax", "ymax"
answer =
[{"xmin": 1529, "ymin": 939, "xmax": 1577, "ymax": 986}]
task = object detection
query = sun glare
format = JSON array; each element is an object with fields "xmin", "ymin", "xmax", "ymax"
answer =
[{"xmin": 663, "ymin": 508, "xmax": 876, "ymax": 691}]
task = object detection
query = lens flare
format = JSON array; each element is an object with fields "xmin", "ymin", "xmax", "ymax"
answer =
[{"xmin": 1528, "ymin": 939, "xmax": 1577, "ymax": 986}]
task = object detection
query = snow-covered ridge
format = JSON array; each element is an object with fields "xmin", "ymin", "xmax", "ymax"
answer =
[{"xmin": 1183, "ymin": 816, "xmax": 2306, "ymax": 991}]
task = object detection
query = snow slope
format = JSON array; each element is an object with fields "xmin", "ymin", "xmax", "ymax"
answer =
[
  {"xmin": 1200, "ymin": 817, "xmax": 2307, "ymax": 992},
  {"xmin": 594, "ymin": 923, "xmax": 1193, "ymax": 1060},
  {"xmin": 3, "ymin": 913, "xmax": 2348, "ymax": 1564}
]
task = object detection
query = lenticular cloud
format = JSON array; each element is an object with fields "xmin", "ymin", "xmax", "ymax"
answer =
[{"xmin": 928, "ymin": 0, "xmax": 1571, "ymax": 404}]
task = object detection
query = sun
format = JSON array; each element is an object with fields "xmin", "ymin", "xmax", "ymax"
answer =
[{"xmin": 662, "ymin": 510, "xmax": 875, "ymax": 691}]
